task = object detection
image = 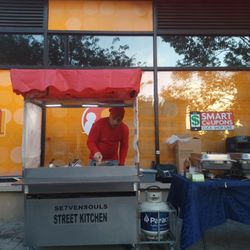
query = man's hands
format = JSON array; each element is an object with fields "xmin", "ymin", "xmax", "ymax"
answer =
[{"xmin": 93, "ymin": 152, "xmax": 103, "ymax": 162}]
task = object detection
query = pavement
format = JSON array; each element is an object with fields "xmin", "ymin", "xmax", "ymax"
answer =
[
  {"xmin": 180, "ymin": 219, "xmax": 250, "ymax": 250},
  {"xmin": 1, "ymin": 219, "xmax": 250, "ymax": 250}
]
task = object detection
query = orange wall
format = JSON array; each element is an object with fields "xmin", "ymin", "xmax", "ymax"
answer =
[
  {"xmin": 48, "ymin": 0, "xmax": 153, "ymax": 31},
  {"xmin": 0, "ymin": 70, "xmax": 23, "ymax": 175}
]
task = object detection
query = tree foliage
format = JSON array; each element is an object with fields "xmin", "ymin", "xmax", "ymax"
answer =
[
  {"xmin": 160, "ymin": 36, "xmax": 250, "ymax": 67},
  {"xmin": 49, "ymin": 35, "xmax": 146, "ymax": 67},
  {"xmin": 0, "ymin": 34, "xmax": 43, "ymax": 65},
  {"xmin": 0, "ymin": 34, "xmax": 145, "ymax": 67}
]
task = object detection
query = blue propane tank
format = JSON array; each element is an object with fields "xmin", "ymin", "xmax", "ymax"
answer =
[{"xmin": 140, "ymin": 187, "xmax": 169, "ymax": 240}]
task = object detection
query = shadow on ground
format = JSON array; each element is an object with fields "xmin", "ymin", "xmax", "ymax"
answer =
[{"xmin": 0, "ymin": 219, "xmax": 250, "ymax": 250}]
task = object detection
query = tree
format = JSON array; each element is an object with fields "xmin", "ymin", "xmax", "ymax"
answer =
[
  {"xmin": 48, "ymin": 35, "xmax": 65, "ymax": 65},
  {"xmin": 49, "ymin": 35, "xmax": 146, "ymax": 67},
  {"xmin": 160, "ymin": 36, "xmax": 250, "ymax": 67},
  {"xmin": 0, "ymin": 34, "xmax": 43, "ymax": 65}
]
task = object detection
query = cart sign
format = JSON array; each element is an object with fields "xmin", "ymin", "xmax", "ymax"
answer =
[{"xmin": 190, "ymin": 111, "xmax": 234, "ymax": 131}]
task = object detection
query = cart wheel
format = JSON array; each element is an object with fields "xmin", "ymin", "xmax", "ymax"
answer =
[
  {"xmin": 130, "ymin": 243, "xmax": 140, "ymax": 250},
  {"xmin": 169, "ymin": 244, "xmax": 176, "ymax": 250},
  {"xmin": 148, "ymin": 245, "xmax": 170, "ymax": 250}
]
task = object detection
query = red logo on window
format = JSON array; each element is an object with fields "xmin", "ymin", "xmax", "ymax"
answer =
[{"xmin": 81, "ymin": 108, "xmax": 108, "ymax": 135}]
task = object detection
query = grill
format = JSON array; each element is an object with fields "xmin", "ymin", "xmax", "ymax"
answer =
[{"xmin": 23, "ymin": 166, "xmax": 139, "ymax": 247}]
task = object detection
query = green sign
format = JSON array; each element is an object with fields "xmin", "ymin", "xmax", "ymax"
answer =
[{"xmin": 190, "ymin": 112, "xmax": 201, "ymax": 131}]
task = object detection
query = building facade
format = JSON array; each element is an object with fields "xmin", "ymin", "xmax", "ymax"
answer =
[{"xmin": 0, "ymin": 0, "xmax": 249, "ymax": 175}]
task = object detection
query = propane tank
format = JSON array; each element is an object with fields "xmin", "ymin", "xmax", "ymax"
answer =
[{"xmin": 140, "ymin": 186, "xmax": 170, "ymax": 240}]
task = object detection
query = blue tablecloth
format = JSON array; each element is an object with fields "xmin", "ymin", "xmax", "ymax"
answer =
[{"xmin": 167, "ymin": 174, "xmax": 250, "ymax": 250}]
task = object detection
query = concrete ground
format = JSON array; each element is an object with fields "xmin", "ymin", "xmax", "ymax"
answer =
[
  {"xmin": 0, "ymin": 219, "xmax": 250, "ymax": 250},
  {"xmin": 180, "ymin": 219, "xmax": 250, "ymax": 250},
  {"xmin": 182, "ymin": 221, "xmax": 250, "ymax": 250}
]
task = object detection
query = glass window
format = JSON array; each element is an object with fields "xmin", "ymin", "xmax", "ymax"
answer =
[
  {"xmin": 49, "ymin": 35, "xmax": 153, "ymax": 67},
  {"xmin": 48, "ymin": 35, "xmax": 65, "ymax": 66},
  {"xmin": 0, "ymin": 34, "xmax": 44, "ymax": 66},
  {"xmin": 45, "ymin": 107, "xmax": 138, "ymax": 167},
  {"xmin": 158, "ymin": 71, "xmax": 250, "ymax": 167},
  {"xmin": 138, "ymin": 71, "xmax": 155, "ymax": 167},
  {"xmin": 69, "ymin": 35, "xmax": 153, "ymax": 67},
  {"xmin": 157, "ymin": 36, "xmax": 250, "ymax": 68}
]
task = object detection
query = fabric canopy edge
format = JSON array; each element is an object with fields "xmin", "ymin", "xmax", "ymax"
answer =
[{"xmin": 10, "ymin": 68, "xmax": 142, "ymax": 103}]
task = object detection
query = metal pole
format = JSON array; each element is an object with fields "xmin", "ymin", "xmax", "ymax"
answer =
[{"xmin": 153, "ymin": 0, "xmax": 160, "ymax": 165}]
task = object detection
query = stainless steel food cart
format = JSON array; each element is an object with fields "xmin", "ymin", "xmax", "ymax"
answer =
[
  {"xmin": 11, "ymin": 69, "xmax": 142, "ymax": 249},
  {"xmin": 11, "ymin": 68, "xmax": 176, "ymax": 249}
]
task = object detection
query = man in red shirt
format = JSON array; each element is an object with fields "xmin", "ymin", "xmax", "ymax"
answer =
[{"xmin": 87, "ymin": 107, "xmax": 129, "ymax": 166}]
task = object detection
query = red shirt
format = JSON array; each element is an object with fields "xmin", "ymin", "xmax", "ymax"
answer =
[{"xmin": 87, "ymin": 117, "xmax": 129, "ymax": 165}]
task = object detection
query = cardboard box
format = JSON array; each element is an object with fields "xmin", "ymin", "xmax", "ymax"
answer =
[
  {"xmin": 190, "ymin": 153, "xmax": 203, "ymax": 168},
  {"xmin": 176, "ymin": 138, "xmax": 201, "ymax": 173}
]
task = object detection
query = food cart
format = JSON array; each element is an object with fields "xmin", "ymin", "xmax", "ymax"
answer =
[{"xmin": 10, "ymin": 69, "xmax": 142, "ymax": 249}]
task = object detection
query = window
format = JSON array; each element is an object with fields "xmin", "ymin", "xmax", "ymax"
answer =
[
  {"xmin": 158, "ymin": 71, "xmax": 250, "ymax": 164},
  {"xmin": 49, "ymin": 35, "xmax": 153, "ymax": 68},
  {"xmin": 157, "ymin": 36, "xmax": 250, "ymax": 68},
  {"xmin": 0, "ymin": 34, "xmax": 44, "ymax": 66}
]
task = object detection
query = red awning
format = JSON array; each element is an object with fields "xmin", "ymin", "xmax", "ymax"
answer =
[{"xmin": 10, "ymin": 69, "xmax": 142, "ymax": 101}]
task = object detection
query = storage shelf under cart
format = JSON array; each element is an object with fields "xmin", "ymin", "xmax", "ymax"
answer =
[{"xmin": 137, "ymin": 202, "xmax": 177, "ymax": 250}]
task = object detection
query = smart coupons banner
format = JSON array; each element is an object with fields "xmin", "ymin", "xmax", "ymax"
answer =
[{"xmin": 190, "ymin": 111, "xmax": 234, "ymax": 131}]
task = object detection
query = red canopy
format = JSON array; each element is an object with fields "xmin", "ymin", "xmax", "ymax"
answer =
[{"xmin": 10, "ymin": 69, "xmax": 142, "ymax": 101}]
